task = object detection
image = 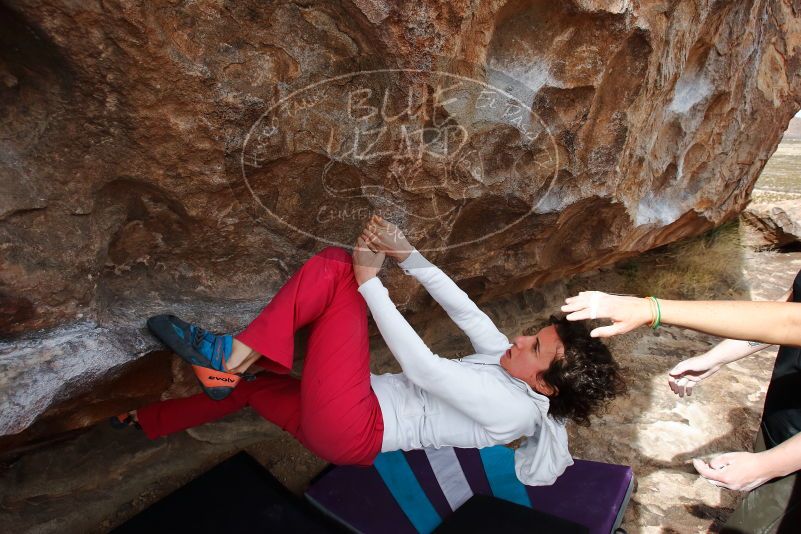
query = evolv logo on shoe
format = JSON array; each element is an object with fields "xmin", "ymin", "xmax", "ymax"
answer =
[{"xmin": 209, "ymin": 375, "xmax": 237, "ymax": 383}]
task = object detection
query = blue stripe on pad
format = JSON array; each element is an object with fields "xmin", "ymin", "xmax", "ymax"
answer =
[
  {"xmin": 373, "ymin": 451, "xmax": 442, "ymax": 534},
  {"xmin": 479, "ymin": 446, "xmax": 532, "ymax": 508}
]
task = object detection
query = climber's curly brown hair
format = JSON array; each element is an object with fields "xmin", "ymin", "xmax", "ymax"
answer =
[{"xmin": 541, "ymin": 315, "xmax": 626, "ymax": 426}]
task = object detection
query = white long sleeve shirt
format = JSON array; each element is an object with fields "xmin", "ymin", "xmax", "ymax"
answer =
[{"xmin": 359, "ymin": 250, "xmax": 573, "ymax": 486}]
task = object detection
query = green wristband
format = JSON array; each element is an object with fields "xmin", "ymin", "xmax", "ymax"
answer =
[{"xmin": 650, "ymin": 296, "xmax": 661, "ymax": 330}]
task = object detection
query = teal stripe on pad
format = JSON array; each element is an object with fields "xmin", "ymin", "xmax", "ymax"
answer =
[
  {"xmin": 479, "ymin": 446, "xmax": 532, "ymax": 508},
  {"xmin": 373, "ymin": 451, "xmax": 441, "ymax": 533}
]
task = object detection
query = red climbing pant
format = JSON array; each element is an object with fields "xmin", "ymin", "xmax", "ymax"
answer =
[{"xmin": 136, "ymin": 247, "xmax": 384, "ymax": 465}]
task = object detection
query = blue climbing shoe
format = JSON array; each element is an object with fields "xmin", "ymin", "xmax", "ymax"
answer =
[{"xmin": 147, "ymin": 314, "xmax": 244, "ymax": 400}]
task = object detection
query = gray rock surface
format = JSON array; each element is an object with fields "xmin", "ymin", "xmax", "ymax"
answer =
[{"xmin": 742, "ymin": 199, "xmax": 801, "ymax": 247}]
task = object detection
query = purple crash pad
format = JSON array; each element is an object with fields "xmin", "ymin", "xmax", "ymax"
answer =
[
  {"xmin": 528, "ymin": 458, "xmax": 633, "ymax": 531},
  {"xmin": 305, "ymin": 447, "xmax": 634, "ymax": 534},
  {"xmin": 306, "ymin": 463, "xmax": 415, "ymax": 533}
]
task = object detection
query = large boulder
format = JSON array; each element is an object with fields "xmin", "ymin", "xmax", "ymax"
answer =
[
  {"xmin": 742, "ymin": 199, "xmax": 801, "ymax": 247},
  {"xmin": 1, "ymin": 0, "xmax": 800, "ymax": 445}
]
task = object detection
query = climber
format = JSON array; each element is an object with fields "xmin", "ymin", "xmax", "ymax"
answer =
[
  {"xmin": 115, "ymin": 215, "xmax": 624, "ymax": 486},
  {"xmin": 561, "ymin": 287, "xmax": 801, "ymax": 531}
]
